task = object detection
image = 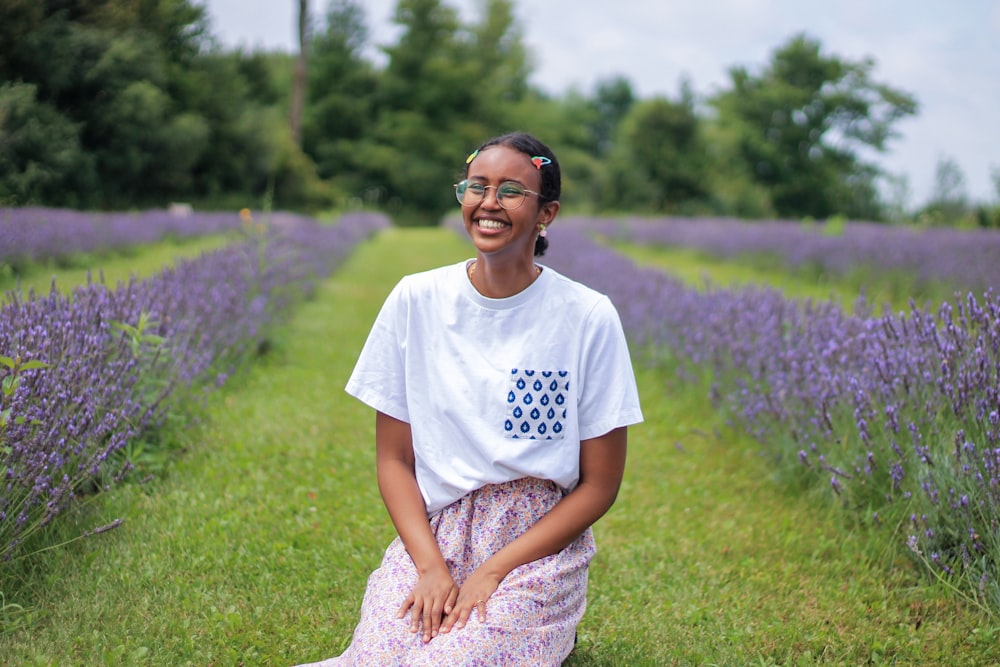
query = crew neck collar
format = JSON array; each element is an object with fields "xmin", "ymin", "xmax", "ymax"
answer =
[{"xmin": 460, "ymin": 259, "xmax": 551, "ymax": 310}]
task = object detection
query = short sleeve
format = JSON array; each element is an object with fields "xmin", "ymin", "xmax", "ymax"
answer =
[
  {"xmin": 576, "ymin": 296, "xmax": 644, "ymax": 440},
  {"xmin": 344, "ymin": 279, "xmax": 410, "ymax": 422}
]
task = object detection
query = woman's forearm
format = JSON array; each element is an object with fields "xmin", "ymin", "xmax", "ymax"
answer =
[
  {"xmin": 377, "ymin": 458, "xmax": 448, "ymax": 574},
  {"xmin": 375, "ymin": 411, "xmax": 448, "ymax": 574},
  {"xmin": 480, "ymin": 427, "xmax": 628, "ymax": 583}
]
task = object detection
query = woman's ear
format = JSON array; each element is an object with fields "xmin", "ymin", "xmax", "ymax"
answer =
[{"xmin": 538, "ymin": 200, "xmax": 560, "ymax": 225}]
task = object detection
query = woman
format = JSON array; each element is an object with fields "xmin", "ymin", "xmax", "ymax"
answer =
[{"xmin": 297, "ymin": 132, "xmax": 642, "ymax": 666}]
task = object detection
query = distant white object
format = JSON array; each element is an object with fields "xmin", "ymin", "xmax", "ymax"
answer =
[{"xmin": 168, "ymin": 202, "xmax": 193, "ymax": 217}]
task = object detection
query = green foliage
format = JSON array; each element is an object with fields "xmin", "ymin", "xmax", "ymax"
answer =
[
  {"xmin": 0, "ymin": 354, "xmax": 48, "ymax": 440},
  {"xmin": 609, "ymin": 86, "xmax": 710, "ymax": 213},
  {"xmin": 6, "ymin": 1, "xmax": 990, "ymax": 225},
  {"xmin": 0, "ymin": 82, "xmax": 90, "ymax": 207},
  {"xmin": 711, "ymin": 33, "xmax": 918, "ymax": 221},
  {"xmin": 0, "ymin": 0, "xmax": 312, "ymax": 209},
  {"xmin": 303, "ymin": 0, "xmax": 378, "ymax": 196}
]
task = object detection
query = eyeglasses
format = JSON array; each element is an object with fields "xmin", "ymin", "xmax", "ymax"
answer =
[{"xmin": 454, "ymin": 179, "xmax": 542, "ymax": 211}]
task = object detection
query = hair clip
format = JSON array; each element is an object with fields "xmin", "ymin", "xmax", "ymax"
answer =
[
  {"xmin": 466, "ymin": 149, "xmax": 479, "ymax": 164},
  {"xmin": 530, "ymin": 156, "xmax": 551, "ymax": 170}
]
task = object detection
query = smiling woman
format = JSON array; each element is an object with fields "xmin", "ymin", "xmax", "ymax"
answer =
[{"xmin": 294, "ymin": 132, "xmax": 643, "ymax": 667}]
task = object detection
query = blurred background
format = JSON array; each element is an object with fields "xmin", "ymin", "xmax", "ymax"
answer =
[{"xmin": 2, "ymin": 0, "xmax": 998, "ymax": 227}]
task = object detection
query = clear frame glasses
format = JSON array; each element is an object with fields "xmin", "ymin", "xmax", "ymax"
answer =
[{"xmin": 454, "ymin": 179, "xmax": 542, "ymax": 211}]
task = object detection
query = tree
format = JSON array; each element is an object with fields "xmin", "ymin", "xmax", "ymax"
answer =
[
  {"xmin": 920, "ymin": 155, "xmax": 969, "ymax": 223},
  {"xmin": 712, "ymin": 33, "xmax": 917, "ymax": 220},
  {"xmin": 0, "ymin": 82, "xmax": 91, "ymax": 206},
  {"xmin": 467, "ymin": 0, "xmax": 531, "ymax": 110},
  {"xmin": 602, "ymin": 83, "xmax": 709, "ymax": 213},
  {"xmin": 587, "ymin": 75, "xmax": 636, "ymax": 156},
  {"xmin": 0, "ymin": 0, "xmax": 224, "ymax": 206},
  {"xmin": 365, "ymin": 0, "xmax": 530, "ymax": 221},
  {"xmin": 303, "ymin": 0, "xmax": 376, "ymax": 187}
]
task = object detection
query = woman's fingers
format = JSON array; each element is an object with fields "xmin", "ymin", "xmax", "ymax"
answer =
[
  {"xmin": 444, "ymin": 587, "xmax": 457, "ymax": 616},
  {"xmin": 402, "ymin": 587, "xmax": 460, "ymax": 641},
  {"xmin": 441, "ymin": 593, "xmax": 484, "ymax": 633},
  {"xmin": 397, "ymin": 593, "xmax": 414, "ymax": 621},
  {"xmin": 475, "ymin": 597, "xmax": 487, "ymax": 623}
]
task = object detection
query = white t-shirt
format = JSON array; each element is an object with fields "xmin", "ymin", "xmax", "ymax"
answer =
[{"xmin": 345, "ymin": 260, "xmax": 644, "ymax": 515}]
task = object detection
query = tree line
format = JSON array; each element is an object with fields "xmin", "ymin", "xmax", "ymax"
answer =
[{"xmin": 2, "ymin": 0, "xmax": 996, "ymax": 226}]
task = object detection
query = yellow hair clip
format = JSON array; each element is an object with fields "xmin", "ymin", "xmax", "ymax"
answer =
[{"xmin": 466, "ymin": 149, "xmax": 479, "ymax": 164}]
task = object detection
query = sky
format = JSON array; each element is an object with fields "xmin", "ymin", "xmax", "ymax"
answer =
[{"xmin": 202, "ymin": 0, "xmax": 1000, "ymax": 207}]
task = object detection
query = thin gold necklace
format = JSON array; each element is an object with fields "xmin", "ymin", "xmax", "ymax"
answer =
[{"xmin": 467, "ymin": 261, "xmax": 541, "ymax": 279}]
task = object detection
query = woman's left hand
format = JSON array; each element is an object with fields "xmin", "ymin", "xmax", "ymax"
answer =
[{"xmin": 438, "ymin": 567, "xmax": 502, "ymax": 634}]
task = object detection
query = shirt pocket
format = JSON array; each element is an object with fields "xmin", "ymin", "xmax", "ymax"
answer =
[{"xmin": 503, "ymin": 369, "xmax": 570, "ymax": 440}]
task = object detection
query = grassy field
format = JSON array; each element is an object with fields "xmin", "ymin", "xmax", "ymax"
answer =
[{"xmin": 1, "ymin": 227, "xmax": 997, "ymax": 665}]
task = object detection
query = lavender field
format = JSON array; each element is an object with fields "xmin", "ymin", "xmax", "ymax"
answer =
[
  {"xmin": 573, "ymin": 216, "xmax": 1000, "ymax": 296},
  {"xmin": 4, "ymin": 209, "xmax": 1000, "ymax": 623},
  {"xmin": 0, "ymin": 207, "xmax": 256, "ymax": 273},
  {"xmin": 0, "ymin": 209, "xmax": 388, "ymax": 563},
  {"xmin": 542, "ymin": 218, "xmax": 1000, "ymax": 614}
]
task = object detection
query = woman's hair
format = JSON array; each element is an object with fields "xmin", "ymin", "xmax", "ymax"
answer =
[{"xmin": 464, "ymin": 132, "xmax": 561, "ymax": 257}]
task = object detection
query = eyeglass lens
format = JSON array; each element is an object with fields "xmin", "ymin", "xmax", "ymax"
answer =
[{"xmin": 455, "ymin": 181, "xmax": 526, "ymax": 210}]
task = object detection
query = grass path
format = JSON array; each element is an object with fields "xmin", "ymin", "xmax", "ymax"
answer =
[{"xmin": 2, "ymin": 228, "xmax": 996, "ymax": 665}]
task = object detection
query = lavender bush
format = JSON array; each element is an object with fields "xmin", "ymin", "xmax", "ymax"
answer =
[
  {"xmin": 0, "ymin": 207, "xmax": 248, "ymax": 273},
  {"xmin": 0, "ymin": 211, "xmax": 388, "ymax": 562},
  {"xmin": 540, "ymin": 220, "xmax": 1000, "ymax": 613},
  {"xmin": 575, "ymin": 216, "xmax": 1000, "ymax": 295}
]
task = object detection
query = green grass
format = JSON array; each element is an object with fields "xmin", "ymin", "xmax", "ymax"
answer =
[
  {"xmin": 1, "ymin": 228, "xmax": 997, "ymax": 665},
  {"xmin": 0, "ymin": 234, "xmax": 240, "ymax": 303},
  {"xmin": 606, "ymin": 240, "xmax": 959, "ymax": 315}
]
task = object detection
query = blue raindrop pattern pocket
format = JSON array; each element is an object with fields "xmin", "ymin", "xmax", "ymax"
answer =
[{"xmin": 504, "ymin": 369, "xmax": 570, "ymax": 440}]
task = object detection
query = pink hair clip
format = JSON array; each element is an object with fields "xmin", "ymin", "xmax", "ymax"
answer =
[{"xmin": 530, "ymin": 156, "xmax": 551, "ymax": 170}]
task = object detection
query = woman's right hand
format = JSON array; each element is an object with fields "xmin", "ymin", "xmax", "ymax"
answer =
[{"xmin": 398, "ymin": 562, "xmax": 460, "ymax": 642}]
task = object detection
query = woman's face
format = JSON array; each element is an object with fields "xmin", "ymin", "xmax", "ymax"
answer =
[{"xmin": 462, "ymin": 145, "xmax": 558, "ymax": 261}]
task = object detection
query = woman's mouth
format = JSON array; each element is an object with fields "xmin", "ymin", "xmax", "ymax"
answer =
[{"xmin": 476, "ymin": 218, "xmax": 509, "ymax": 232}]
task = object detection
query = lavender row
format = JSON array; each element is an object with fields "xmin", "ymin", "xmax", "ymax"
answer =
[
  {"xmin": 572, "ymin": 216, "xmax": 1000, "ymax": 294},
  {"xmin": 543, "ymin": 222, "xmax": 1000, "ymax": 611},
  {"xmin": 0, "ymin": 211, "xmax": 389, "ymax": 561},
  {"xmin": 0, "ymin": 207, "xmax": 249, "ymax": 268}
]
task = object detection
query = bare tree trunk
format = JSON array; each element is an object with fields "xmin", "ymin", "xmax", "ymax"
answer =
[{"xmin": 289, "ymin": 0, "xmax": 309, "ymax": 147}]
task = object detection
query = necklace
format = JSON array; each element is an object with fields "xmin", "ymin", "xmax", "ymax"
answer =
[{"xmin": 467, "ymin": 261, "xmax": 541, "ymax": 280}]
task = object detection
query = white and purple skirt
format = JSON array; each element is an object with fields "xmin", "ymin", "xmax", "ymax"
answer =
[{"xmin": 296, "ymin": 477, "xmax": 596, "ymax": 666}]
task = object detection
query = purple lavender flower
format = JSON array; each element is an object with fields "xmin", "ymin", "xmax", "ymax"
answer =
[{"xmin": 0, "ymin": 210, "xmax": 388, "ymax": 561}]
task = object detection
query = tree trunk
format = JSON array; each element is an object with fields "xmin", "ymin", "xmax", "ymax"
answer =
[{"xmin": 289, "ymin": 0, "xmax": 309, "ymax": 147}]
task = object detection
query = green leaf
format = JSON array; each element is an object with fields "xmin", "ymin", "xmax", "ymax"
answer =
[
  {"xmin": 0, "ymin": 356, "xmax": 15, "ymax": 369},
  {"xmin": 19, "ymin": 360, "xmax": 49, "ymax": 371}
]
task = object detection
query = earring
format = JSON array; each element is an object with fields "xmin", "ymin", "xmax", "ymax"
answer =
[{"xmin": 538, "ymin": 223, "xmax": 547, "ymax": 237}]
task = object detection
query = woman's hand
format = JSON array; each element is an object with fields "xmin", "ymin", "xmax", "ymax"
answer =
[
  {"xmin": 399, "ymin": 562, "xmax": 460, "ymax": 642},
  {"xmin": 439, "ymin": 566, "xmax": 502, "ymax": 634}
]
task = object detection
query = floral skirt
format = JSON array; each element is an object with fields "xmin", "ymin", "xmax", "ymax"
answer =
[{"xmin": 294, "ymin": 477, "xmax": 596, "ymax": 667}]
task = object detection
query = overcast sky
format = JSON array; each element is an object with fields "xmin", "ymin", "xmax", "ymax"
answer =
[{"xmin": 203, "ymin": 0, "xmax": 1000, "ymax": 207}]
